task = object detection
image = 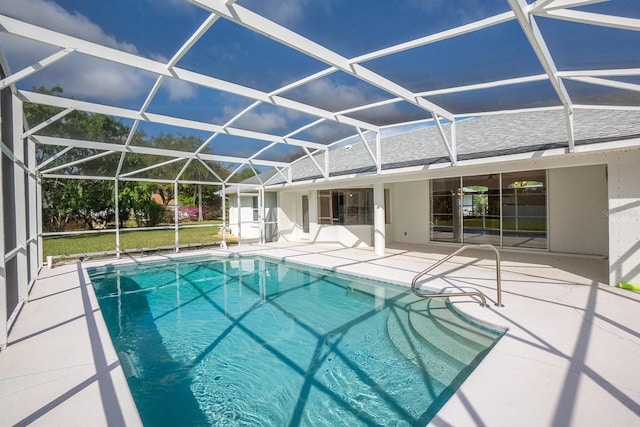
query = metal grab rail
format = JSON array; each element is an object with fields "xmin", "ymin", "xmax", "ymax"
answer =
[{"xmin": 411, "ymin": 244, "xmax": 503, "ymax": 307}]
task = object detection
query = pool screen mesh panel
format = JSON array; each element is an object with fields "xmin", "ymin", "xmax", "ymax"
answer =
[{"xmin": 0, "ymin": 0, "xmax": 639, "ymax": 184}]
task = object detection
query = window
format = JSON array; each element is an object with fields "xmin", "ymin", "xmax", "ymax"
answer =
[
  {"xmin": 384, "ymin": 188, "xmax": 391, "ymax": 224},
  {"xmin": 302, "ymin": 195, "xmax": 309, "ymax": 233},
  {"xmin": 252, "ymin": 196, "xmax": 259, "ymax": 222},
  {"xmin": 318, "ymin": 189, "xmax": 373, "ymax": 225}
]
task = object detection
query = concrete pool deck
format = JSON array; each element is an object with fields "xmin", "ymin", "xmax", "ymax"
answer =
[{"xmin": 1, "ymin": 242, "xmax": 639, "ymax": 426}]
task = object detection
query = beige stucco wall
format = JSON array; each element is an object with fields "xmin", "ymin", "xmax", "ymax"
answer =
[
  {"xmin": 390, "ymin": 180, "xmax": 430, "ymax": 244},
  {"xmin": 276, "ymin": 191, "xmax": 301, "ymax": 242},
  {"xmin": 607, "ymin": 148, "xmax": 640, "ymax": 286},
  {"xmin": 548, "ymin": 165, "xmax": 608, "ymax": 256}
]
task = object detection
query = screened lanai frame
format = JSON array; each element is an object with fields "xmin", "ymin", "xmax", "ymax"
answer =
[
  {"xmin": 1, "ymin": 0, "xmax": 640, "ymax": 348},
  {"xmin": 3, "ymin": 0, "xmax": 640, "ymax": 178}
]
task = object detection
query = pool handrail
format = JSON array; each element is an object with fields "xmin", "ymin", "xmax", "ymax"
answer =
[{"xmin": 411, "ymin": 244, "xmax": 503, "ymax": 307}]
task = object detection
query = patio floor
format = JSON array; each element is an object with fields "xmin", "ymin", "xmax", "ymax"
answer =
[{"xmin": 1, "ymin": 242, "xmax": 639, "ymax": 426}]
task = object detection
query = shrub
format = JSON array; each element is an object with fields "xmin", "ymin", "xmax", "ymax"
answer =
[{"xmin": 145, "ymin": 201, "xmax": 169, "ymax": 226}]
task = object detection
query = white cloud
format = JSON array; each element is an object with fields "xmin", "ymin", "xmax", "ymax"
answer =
[
  {"xmin": 0, "ymin": 0, "xmax": 157, "ymax": 104},
  {"xmin": 300, "ymin": 79, "xmax": 383, "ymax": 111},
  {"xmin": 0, "ymin": 0, "xmax": 137, "ymax": 53},
  {"xmin": 406, "ymin": 0, "xmax": 493, "ymax": 22},
  {"xmin": 163, "ymin": 77, "xmax": 198, "ymax": 101},
  {"xmin": 355, "ymin": 102, "xmax": 405, "ymax": 123},
  {"xmin": 264, "ymin": 0, "xmax": 309, "ymax": 25},
  {"xmin": 304, "ymin": 121, "xmax": 351, "ymax": 141},
  {"xmin": 150, "ymin": 0, "xmax": 196, "ymax": 14},
  {"xmin": 242, "ymin": 0, "xmax": 321, "ymax": 26},
  {"xmin": 215, "ymin": 102, "xmax": 292, "ymax": 132},
  {"xmin": 235, "ymin": 111, "xmax": 288, "ymax": 133},
  {"xmin": 63, "ymin": 57, "xmax": 151, "ymax": 103}
]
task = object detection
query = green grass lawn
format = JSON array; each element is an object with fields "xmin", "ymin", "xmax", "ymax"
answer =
[{"xmin": 43, "ymin": 224, "xmax": 235, "ymax": 260}]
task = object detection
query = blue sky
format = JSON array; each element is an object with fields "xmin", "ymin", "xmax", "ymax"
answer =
[
  {"xmin": 0, "ymin": 0, "xmax": 509, "ymax": 104},
  {"xmin": 0, "ymin": 0, "xmax": 639, "ymax": 161}
]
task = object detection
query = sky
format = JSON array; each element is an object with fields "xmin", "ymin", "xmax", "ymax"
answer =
[{"xmin": 0, "ymin": 0, "xmax": 639, "ymax": 162}]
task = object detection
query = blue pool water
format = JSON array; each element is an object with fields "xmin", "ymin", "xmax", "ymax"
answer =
[{"xmin": 88, "ymin": 256, "xmax": 502, "ymax": 426}]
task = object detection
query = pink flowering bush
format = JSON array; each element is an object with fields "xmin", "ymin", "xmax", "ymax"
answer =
[{"xmin": 177, "ymin": 205, "xmax": 218, "ymax": 222}]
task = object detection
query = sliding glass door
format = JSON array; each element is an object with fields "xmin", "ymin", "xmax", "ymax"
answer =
[
  {"xmin": 430, "ymin": 170, "xmax": 547, "ymax": 249},
  {"xmin": 501, "ymin": 170, "xmax": 547, "ymax": 249},
  {"xmin": 461, "ymin": 174, "xmax": 501, "ymax": 245},
  {"xmin": 431, "ymin": 177, "xmax": 462, "ymax": 243}
]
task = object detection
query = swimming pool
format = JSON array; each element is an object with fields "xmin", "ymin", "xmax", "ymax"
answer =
[{"xmin": 88, "ymin": 256, "xmax": 502, "ymax": 426}]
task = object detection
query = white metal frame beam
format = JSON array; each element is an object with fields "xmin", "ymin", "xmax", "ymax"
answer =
[
  {"xmin": 531, "ymin": 0, "xmax": 609, "ymax": 13},
  {"xmin": 32, "ymin": 135, "xmax": 288, "ymax": 168},
  {"xmin": 0, "ymin": 94, "xmax": 6, "ymax": 351},
  {"xmin": 351, "ymin": 11, "xmax": 516, "ymax": 64},
  {"xmin": 116, "ymin": 12, "xmax": 222, "ymax": 179},
  {"xmin": 303, "ymin": 146, "xmax": 328, "ymax": 179},
  {"xmin": 263, "ymin": 166, "xmax": 291, "ymax": 186},
  {"xmin": 0, "ymin": 1, "xmax": 635, "ymax": 190},
  {"xmin": 564, "ymin": 76, "xmax": 640, "ymax": 93},
  {"xmin": 36, "ymin": 146, "xmax": 73, "ymax": 171},
  {"xmin": 508, "ymin": 0, "xmax": 576, "ymax": 151},
  {"xmin": 19, "ymin": 90, "xmax": 326, "ymax": 150},
  {"xmin": 0, "ymin": 14, "xmax": 377, "ymax": 133},
  {"xmin": 534, "ymin": 8, "xmax": 640, "ymax": 32},
  {"xmin": 196, "ymin": 158, "xmax": 226, "ymax": 183},
  {"xmin": 23, "ymin": 107, "xmax": 74, "ymax": 139},
  {"xmin": 40, "ymin": 150, "xmax": 116, "ymax": 175},
  {"xmin": 432, "ymin": 113, "xmax": 457, "ymax": 165},
  {"xmin": 356, "ymin": 128, "xmax": 379, "ymax": 169},
  {"xmin": 291, "ymin": 67, "xmax": 636, "ymax": 119},
  {"xmin": 188, "ymin": 0, "xmax": 455, "ymax": 122},
  {"xmin": 560, "ymin": 68, "xmax": 640, "ymax": 78},
  {"xmin": 119, "ymin": 157, "xmax": 186, "ymax": 178},
  {"xmin": 0, "ymin": 48, "xmax": 75, "ymax": 90}
]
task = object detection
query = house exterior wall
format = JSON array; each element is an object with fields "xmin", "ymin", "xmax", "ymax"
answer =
[
  {"xmin": 277, "ymin": 191, "xmax": 302, "ymax": 242},
  {"xmin": 247, "ymin": 143, "xmax": 640, "ymax": 286},
  {"xmin": 228, "ymin": 194, "xmax": 261, "ymax": 240},
  {"xmin": 548, "ymin": 165, "xmax": 608, "ymax": 256},
  {"xmin": 389, "ymin": 181, "xmax": 430, "ymax": 244},
  {"xmin": 277, "ymin": 189, "xmax": 374, "ymax": 246},
  {"xmin": 310, "ymin": 225, "xmax": 373, "ymax": 247},
  {"xmin": 607, "ymin": 148, "xmax": 640, "ymax": 286}
]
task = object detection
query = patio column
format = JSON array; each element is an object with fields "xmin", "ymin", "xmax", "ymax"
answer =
[
  {"xmin": 237, "ymin": 185, "xmax": 242, "ymax": 246},
  {"xmin": 174, "ymin": 182, "xmax": 179, "ymax": 253},
  {"xmin": 114, "ymin": 179, "xmax": 120, "ymax": 258},
  {"xmin": 221, "ymin": 184, "xmax": 227, "ymax": 249},
  {"xmin": 259, "ymin": 186, "xmax": 265, "ymax": 245},
  {"xmin": 0, "ymin": 94, "xmax": 5, "ymax": 350},
  {"xmin": 374, "ymin": 182, "xmax": 385, "ymax": 257},
  {"xmin": 13, "ymin": 95, "xmax": 28, "ymax": 305},
  {"xmin": 28, "ymin": 126, "xmax": 39, "ymax": 275}
]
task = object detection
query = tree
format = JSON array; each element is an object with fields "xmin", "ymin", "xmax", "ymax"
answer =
[
  {"xmin": 26, "ymin": 87, "xmax": 227, "ymax": 230},
  {"xmin": 235, "ymin": 167, "xmax": 257, "ymax": 182},
  {"xmin": 25, "ymin": 87, "xmax": 128, "ymax": 230},
  {"xmin": 26, "ymin": 86, "xmax": 128, "ymax": 165}
]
